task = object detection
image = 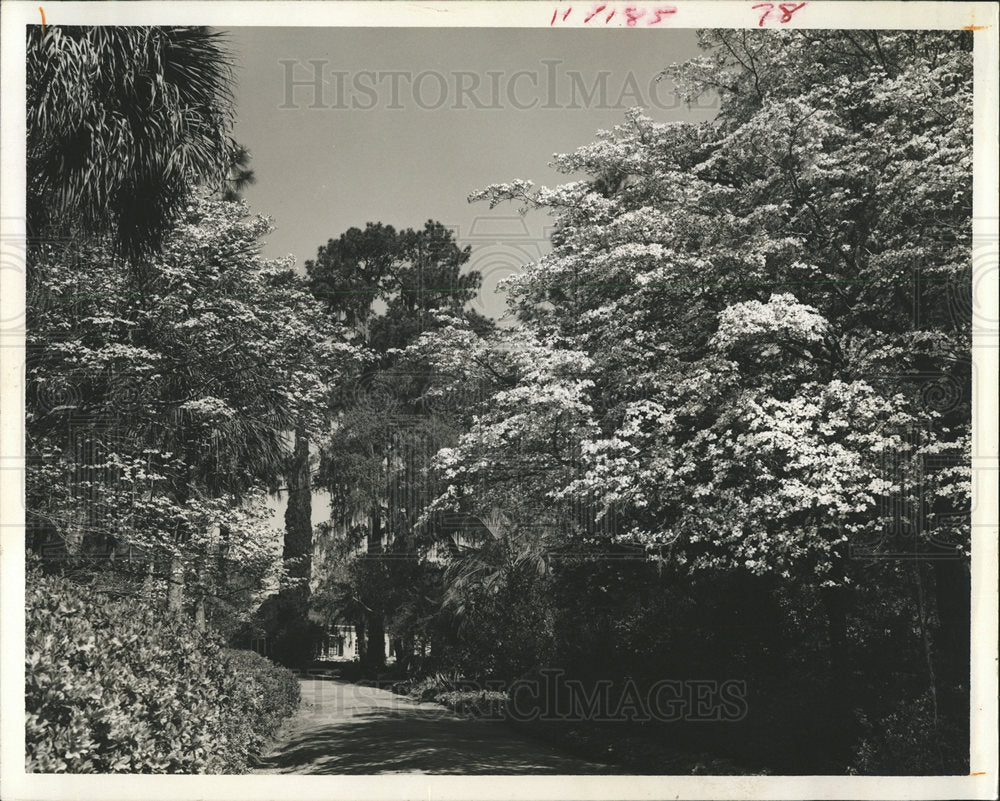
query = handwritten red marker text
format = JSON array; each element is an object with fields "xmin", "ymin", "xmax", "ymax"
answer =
[
  {"xmin": 550, "ymin": 2, "xmax": 807, "ymax": 27},
  {"xmin": 551, "ymin": 4, "xmax": 678, "ymax": 26}
]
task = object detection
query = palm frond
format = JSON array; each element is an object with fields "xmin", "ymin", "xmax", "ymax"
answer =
[{"xmin": 27, "ymin": 25, "xmax": 237, "ymax": 261}]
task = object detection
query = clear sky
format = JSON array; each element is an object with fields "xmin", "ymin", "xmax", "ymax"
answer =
[{"xmin": 223, "ymin": 27, "xmax": 716, "ymax": 321}]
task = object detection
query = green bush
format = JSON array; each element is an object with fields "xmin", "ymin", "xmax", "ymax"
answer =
[
  {"xmin": 399, "ymin": 671, "xmax": 466, "ymax": 701},
  {"xmin": 850, "ymin": 691, "xmax": 967, "ymax": 775},
  {"xmin": 219, "ymin": 648, "xmax": 300, "ymax": 755},
  {"xmin": 434, "ymin": 690, "xmax": 508, "ymax": 719},
  {"xmin": 25, "ymin": 570, "xmax": 300, "ymax": 773}
]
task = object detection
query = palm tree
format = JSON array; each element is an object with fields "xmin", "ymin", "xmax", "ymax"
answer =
[
  {"xmin": 26, "ymin": 26, "xmax": 237, "ymax": 261},
  {"xmin": 220, "ymin": 143, "xmax": 257, "ymax": 202},
  {"xmin": 440, "ymin": 510, "xmax": 551, "ymax": 625},
  {"xmin": 434, "ymin": 510, "xmax": 556, "ymax": 679}
]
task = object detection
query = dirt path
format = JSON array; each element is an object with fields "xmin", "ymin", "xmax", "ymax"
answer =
[{"xmin": 252, "ymin": 678, "xmax": 619, "ymax": 774}]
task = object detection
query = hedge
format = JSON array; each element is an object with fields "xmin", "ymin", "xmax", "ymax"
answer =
[{"xmin": 25, "ymin": 570, "xmax": 300, "ymax": 773}]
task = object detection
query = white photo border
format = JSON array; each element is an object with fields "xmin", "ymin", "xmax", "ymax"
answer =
[{"xmin": 1, "ymin": 3, "xmax": 997, "ymax": 799}]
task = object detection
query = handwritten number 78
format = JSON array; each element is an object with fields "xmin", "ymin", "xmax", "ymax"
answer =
[{"xmin": 752, "ymin": 2, "xmax": 807, "ymax": 26}]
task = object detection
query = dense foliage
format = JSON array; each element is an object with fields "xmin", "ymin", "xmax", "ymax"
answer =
[
  {"xmin": 26, "ymin": 569, "xmax": 299, "ymax": 773},
  {"xmin": 386, "ymin": 30, "xmax": 973, "ymax": 773},
  {"xmin": 27, "ymin": 193, "xmax": 358, "ymax": 627},
  {"xmin": 23, "ymin": 24, "xmax": 975, "ymax": 777},
  {"xmin": 26, "ymin": 26, "xmax": 237, "ymax": 260},
  {"xmin": 456, "ymin": 30, "xmax": 971, "ymax": 580},
  {"xmin": 305, "ymin": 221, "xmax": 492, "ymax": 668},
  {"xmin": 24, "ymin": 25, "xmax": 314, "ymax": 776}
]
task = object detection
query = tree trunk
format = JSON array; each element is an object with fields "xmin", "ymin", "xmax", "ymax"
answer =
[
  {"xmin": 367, "ymin": 611, "xmax": 386, "ymax": 669},
  {"xmin": 356, "ymin": 616, "xmax": 368, "ymax": 663},
  {"xmin": 360, "ymin": 499, "xmax": 387, "ymax": 670},
  {"xmin": 168, "ymin": 471, "xmax": 193, "ymax": 617},
  {"xmin": 167, "ymin": 554, "xmax": 184, "ymax": 615},
  {"xmin": 822, "ymin": 584, "xmax": 853, "ymax": 770},
  {"xmin": 368, "ymin": 502, "xmax": 382, "ymax": 555},
  {"xmin": 194, "ymin": 521, "xmax": 219, "ymax": 633},
  {"xmin": 284, "ymin": 427, "xmax": 313, "ymax": 584},
  {"xmin": 932, "ymin": 557, "xmax": 970, "ymax": 723},
  {"xmin": 395, "ymin": 636, "xmax": 412, "ymax": 672},
  {"xmin": 194, "ymin": 596, "xmax": 206, "ymax": 632}
]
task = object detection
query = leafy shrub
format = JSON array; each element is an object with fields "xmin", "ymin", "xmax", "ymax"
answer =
[
  {"xmin": 434, "ymin": 690, "xmax": 508, "ymax": 719},
  {"xmin": 25, "ymin": 570, "xmax": 299, "ymax": 773},
  {"xmin": 400, "ymin": 671, "xmax": 467, "ymax": 701},
  {"xmin": 851, "ymin": 691, "xmax": 967, "ymax": 774},
  {"xmin": 219, "ymin": 648, "xmax": 300, "ymax": 755},
  {"xmin": 390, "ymin": 672, "xmax": 506, "ymax": 717},
  {"xmin": 443, "ymin": 575, "xmax": 555, "ymax": 683}
]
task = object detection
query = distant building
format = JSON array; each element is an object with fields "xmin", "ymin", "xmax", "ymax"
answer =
[{"xmin": 315, "ymin": 623, "xmax": 395, "ymax": 662}]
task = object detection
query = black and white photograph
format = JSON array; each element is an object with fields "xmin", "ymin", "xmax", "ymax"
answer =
[{"xmin": 0, "ymin": 2, "xmax": 997, "ymax": 799}]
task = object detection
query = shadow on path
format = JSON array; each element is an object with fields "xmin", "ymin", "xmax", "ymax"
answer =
[{"xmin": 253, "ymin": 679, "xmax": 619, "ymax": 775}]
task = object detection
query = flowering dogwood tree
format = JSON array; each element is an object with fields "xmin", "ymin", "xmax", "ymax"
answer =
[
  {"xmin": 414, "ymin": 31, "xmax": 972, "ymax": 751},
  {"xmin": 455, "ymin": 30, "xmax": 971, "ymax": 582},
  {"xmin": 27, "ymin": 194, "xmax": 362, "ymax": 626}
]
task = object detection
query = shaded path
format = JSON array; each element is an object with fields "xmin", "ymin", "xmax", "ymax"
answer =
[{"xmin": 253, "ymin": 678, "xmax": 619, "ymax": 774}]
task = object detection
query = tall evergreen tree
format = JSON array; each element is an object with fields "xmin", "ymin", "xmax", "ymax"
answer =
[{"xmin": 307, "ymin": 221, "xmax": 490, "ymax": 667}]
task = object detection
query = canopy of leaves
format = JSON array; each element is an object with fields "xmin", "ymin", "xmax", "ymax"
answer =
[
  {"xmin": 27, "ymin": 193, "xmax": 362, "ymax": 614},
  {"xmin": 306, "ymin": 220, "xmax": 490, "ymax": 351},
  {"xmin": 27, "ymin": 26, "xmax": 238, "ymax": 261},
  {"xmin": 421, "ymin": 30, "xmax": 971, "ymax": 586}
]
